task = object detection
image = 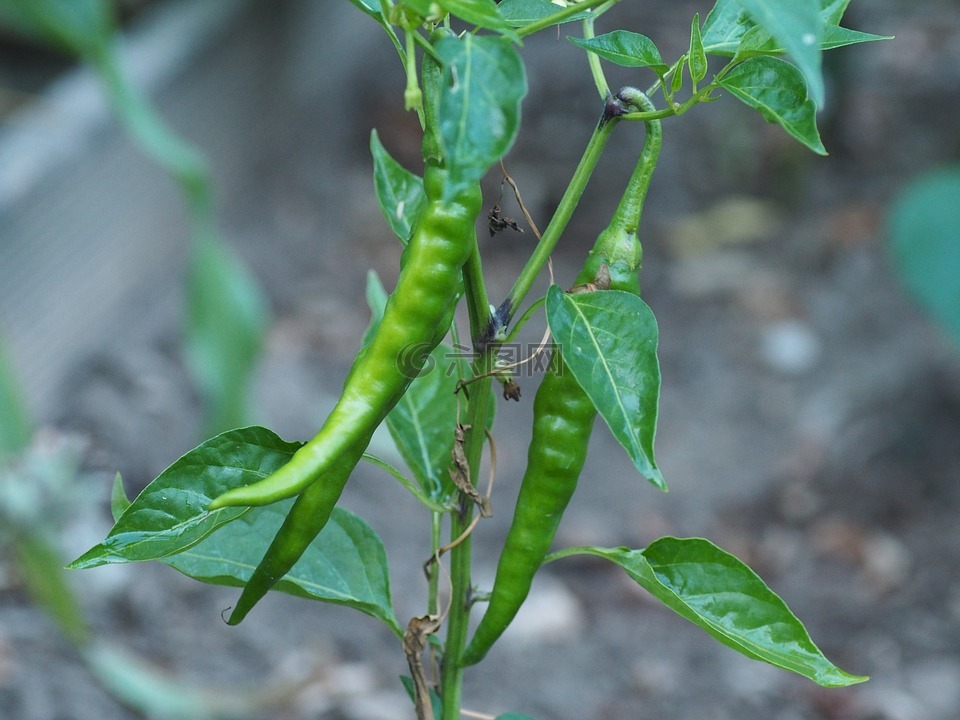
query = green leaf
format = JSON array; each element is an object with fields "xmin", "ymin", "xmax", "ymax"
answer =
[
  {"xmin": 385, "ymin": 344, "xmax": 459, "ymax": 499},
  {"xmin": 0, "ymin": 334, "xmax": 31, "ymax": 457},
  {"xmin": 702, "ymin": 0, "xmax": 753, "ymax": 55},
  {"xmin": 885, "ymin": 166, "xmax": 960, "ymax": 347},
  {"xmin": 110, "ymin": 473, "xmax": 131, "ymax": 523},
  {"xmin": 688, "ymin": 13, "xmax": 708, "ymax": 85},
  {"xmin": 546, "ymin": 287, "xmax": 663, "ymax": 490},
  {"xmin": 364, "ymin": 272, "xmax": 458, "ymax": 498},
  {"xmin": 0, "ymin": 0, "xmax": 113, "ymax": 58},
  {"xmin": 363, "ymin": 270, "xmax": 390, "ymax": 349},
  {"xmin": 68, "ymin": 427, "xmax": 302, "ymax": 569},
  {"xmin": 185, "ymin": 238, "xmax": 268, "ymax": 436},
  {"xmin": 733, "ymin": 0, "xmax": 823, "ymax": 106},
  {"xmin": 568, "ymin": 31, "xmax": 668, "ymax": 76},
  {"xmin": 735, "ymin": 23, "xmax": 891, "ymax": 59},
  {"xmin": 163, "ymin": 503, "xmax": 402, "ymax": 635},
  {"xmin": 440, "ymin": 0, "xmax": 515, "ymax": 36},
  {"xmin": 703, "ymin": 0, "xmax": 885, "ymax": 56},
  {"xmin": 820, "ymin": 24, "xmax": 893, "ymax": 50},
  {"xmin": 718, "ymin": 56, "xmax": 826, "ymax": 155},
  {"xmin": 435, "ymin": 34, "xmax": 527, "ymax": 201},
  {"xmin": 496, "ymin": 0, "xmax": 591, "ymax": 27},
  {"xmin": 370, "ymin": 130, "xmax": 427, "ymax": 245},
  {"xmin": 570, "ymin": 539, "xmax": 868, "ymax": 687},
  {"xmin": 16, "ymin": 532, "xmax": 90, "ymax": 646}
]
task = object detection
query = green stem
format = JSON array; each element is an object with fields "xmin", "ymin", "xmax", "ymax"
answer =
[
  {"xmin": 428, "ymin": 512, "xmax": 442, "ymax": 616},
  {"xmin": 462, "ymin": 241, "xmax": 491, "ymax": 349},
  {"xmin": 515, "ymin": 0, "xmax": 618, "ymax": 39},
  {"xmin": 582, "ymin": 15, "xmax": 609, "ymax": 100},
  {"xmin": 440, "ymin": 234, "xmax": 494, "ymax": 719},
  {"xmin": 501, "ymin": 296, "xmax": 546, "ymax": 346},
  {"xmin": 601, "ymin": 89, "xmax": 662, "ymax": 237},
  {"xmin": 440, "ymin": 368, "xmax": 491, "ymax": 720},
  {"xmin": 500, "ymin": 112, "xmax": 619, "ymax": 324}
]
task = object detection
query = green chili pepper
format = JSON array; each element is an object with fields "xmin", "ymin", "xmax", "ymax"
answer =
[
  {"xmin": 460, "ymin": 88, "xmax": 661, "ymax": 666},
  {"xmin": 209, "ymin": 31, "xmax": 476, "ymax": 512},
  {"xmin": 225, "ymin": 430, "xmax": 372, "ymax": 625},
  {"xmin": 209, "ymin": 171, "xmax": 479, "ymax": 511}
]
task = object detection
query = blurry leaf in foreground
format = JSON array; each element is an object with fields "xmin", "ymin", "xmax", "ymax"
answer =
[{"xmin": 885, "ymin": 165, "xmax": 960, "ymax": 347}]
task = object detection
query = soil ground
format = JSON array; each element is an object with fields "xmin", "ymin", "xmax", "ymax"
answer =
[{"xmin": 2, "ymin": 1, "xmax": 960, "ymax": 719}]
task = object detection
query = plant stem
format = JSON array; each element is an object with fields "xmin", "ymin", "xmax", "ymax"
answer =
[
  {"xmin": 582, "ymin": 15, "xmax": 610, "ymax": 99},
  {"xmin": 440, "ymin": 236, "xmax": 495, "ymax": 720},
  {"xmin": 600, "ymin": 89, "xmax": 662, "ymax": 237},
  {"xmin": 516, "ymin": 0, "xmax": 619, "ymax": 39},
  {"xmin": 499, "ymin": 112, "xmax": 619, "ymax": 324}
]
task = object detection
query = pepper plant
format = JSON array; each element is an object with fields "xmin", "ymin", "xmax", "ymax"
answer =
[{"xmin": 70, "ymin": 1, "xmax": 889, "ymax": 718}]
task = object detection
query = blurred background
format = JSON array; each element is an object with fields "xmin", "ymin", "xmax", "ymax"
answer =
[{"xmin": 1, "ymin": 0, "xmax": 959, "ymax": 718}]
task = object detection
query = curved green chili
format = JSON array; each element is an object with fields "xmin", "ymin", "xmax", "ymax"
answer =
[
  {"xmin": 225, "ymin": 429, "xmax": 372, "ymax": 624},
  {"xmin": 461, "ymin": 88, "xmax": 661, "ymax": 666}
]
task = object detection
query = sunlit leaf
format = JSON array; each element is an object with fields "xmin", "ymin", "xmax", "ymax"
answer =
[
  {"xmin": 565, "ymin": 539, "xmax": 869, "ymax": 687},
  {"xmin": 68, "ymin": 427, "xmax": 301, "ymax": 569}
]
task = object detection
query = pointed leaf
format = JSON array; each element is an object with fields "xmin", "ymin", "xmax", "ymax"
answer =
[
  {"xmin": 546, "ymin": 287, "xmax": 663, "ymax": 490},
  {"xmin": 68, "ymin": 427, "xmax": 302, "ymax": 569},
  {"xmin": 732, "ymin": 0, "xmax": 823, "ymax": 106},
  {"xmin": 820, "ymin": 25, "xmax": 893, "ymax": 50},
  {"xmin": 689, "ymin": 13, "xmax": 708, "ymax": 85},
  {"xmin": 370, "ymin": 130, "xmax": 426, "ymax": 245},
  {"xmin": 572, "ymin": 539, "xmax": 868, "ymax": 687},
  {"xmin": 162, "ymin": 503, "xmax": 402, "ymax": 635},
  {"xmin": 435, "ymin": 34, "xmax": 527, "ymax": 201},
  {"xmin": 110, "ymin": 473, "xmax": 131, "ymax": 522},
  {"xmin": 718, "ymin": 56, "xmax": 826, "ymax": 155},
  {"xmin": 496, "ymin": 0, "xmax": 591, "ymax": 27},
  {"xmin": 703, "ymin": 0, "xmax": 881, "ymax": 56},
  {"xmin": 702, "ymin": 0, "xmax": 753, "ymax": 55},
  {"xmin": 568, "ymin": 31, "xmax": 668, "ymax": 75}
]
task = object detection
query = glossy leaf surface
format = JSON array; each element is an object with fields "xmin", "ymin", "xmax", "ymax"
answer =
[
  {"xmin": 570, "ymin": 538, "xmax": 868, "ymax": 687},
  {"xmin": 546, "ymin": 287, "xmax": 663, "ymax": 490},
  {"xmin": 69, "ymin": 427, "xmax": 301, "ymax": 569},
  {"xmin": 435, "ymin": 34, "xmax": 527, "ymax": 201},
  {"xmin": 718, "ymin": 56, "xmax": 826, "ymax": 154},
  {"xmin": 568, "ymin": 30, "xmax": 668, "ymax": 76}
]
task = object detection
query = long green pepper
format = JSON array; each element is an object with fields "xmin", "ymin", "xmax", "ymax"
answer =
[
  {"xmin": 208, "ymin": 47, "xmax": 481, "ymax": 511},
  {"xmin": 461, "ymin": 89, "xmax": 661, "ymax": 666}
]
